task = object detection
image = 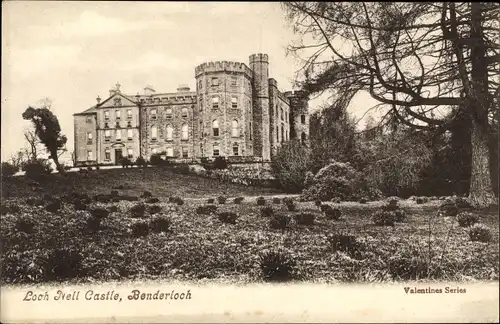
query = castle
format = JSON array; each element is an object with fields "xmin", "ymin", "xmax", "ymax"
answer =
[{"xmin": 73, "ymin": 53, "xmax": 310, "ymax": 166}]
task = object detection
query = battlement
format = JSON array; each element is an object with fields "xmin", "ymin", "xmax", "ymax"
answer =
[
  {"xmin": 249, "ymin": 53, "xmax": 269, "ymax": 63},
  {"xmin": 268, "ymin": 78, "xmax": 278, "ymax": 88},
  {"xmin": 195, "ymin": 61, "xmax": 253, "ymax": 78}
]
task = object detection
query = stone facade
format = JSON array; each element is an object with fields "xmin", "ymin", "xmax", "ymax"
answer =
[{"xmin": 73, "ymin": 53, "xmax": 309, "ymax": 166}]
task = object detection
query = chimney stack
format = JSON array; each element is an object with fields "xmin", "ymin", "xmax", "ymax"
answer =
[{"xmin": 96, "ymin": 95, "xmax": 101, "ymax": 105}]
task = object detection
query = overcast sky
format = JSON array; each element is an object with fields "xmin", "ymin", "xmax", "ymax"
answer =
[{"xmin": 1, "ymin": 1, "xmax": 376, "ymax": 162}]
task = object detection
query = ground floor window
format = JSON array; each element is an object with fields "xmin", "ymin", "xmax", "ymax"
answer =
[
  {"xmin": 127, "ymin": 148, "xmax": 133, "ymax": 159},
  {"xmin": 166, "ymin": 147, "xmax": 174, "ymax": 157},
  {"xmin": 232, "ymin": 142, "xmax": 239, "ymax": 156},
  {"xmin": 87, "ymin": 150, "xmax": 93, "ymax": 161},
  {"xmin": 213, "ymin": 143, "xmax": 220, "ymax": 156},
  {"xmin": 182, "ymin": 147, "xmax": 189, "ymax": 158},
  {"xmin": 105, "ymin": 148, "xmax": 111, "ymax": 160}
]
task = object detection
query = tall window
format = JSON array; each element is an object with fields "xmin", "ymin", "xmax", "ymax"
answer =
[
  {"xmin": 198, "ymin": 79, "xmax": 203, "ymax": 89},
  {"xmin": 200, "ymin": 143, "xmax": 204, "ymax": 157},
  {"xmin": 231, "ymin": 76, "xmax": 237, "ymax": 86},
  {"xmin": 105, "ymin": 130, "xmax": 111, "ymax": 142},
  {"xmin": 200, "ymin": 121, "xmax": 203, "ymax": 138},
  {"xmin": 301, "ymin": 132, "xmax": 306, "ymax": 144},
  {"xmin": 182, "ymin": 147, "xmax": 188, "ymax": 158},
  {"xmin": 127, "ymin": 109, "xmax": 132, "ymax": 119},
  {"xmin": 151, "ymin": 108, "xmax": 157, "ymax": 119},
  {"xmin": 181, "ymin": 123, "xmax": 189, "ymax": 140},
  {"xmin": 249, "ymin": 122, "xmax": 252, "ymax": 140},
  {"xmin": 181, "ymin": 107, "xmax": 188, "ymax": 117},
  {"xmin": 232, "ymin": 143, "xmax": 239, "ymax": 156},
  {"xmin": 166, "ymin": 147, "xmax": 174, "ymax": 157},
  {"xmin": 281, "ymin": 128, "xmax": 284, "ymax": 143},
  {"xmin": 104, "ymin": 110, "xmax": 110, "ymax": 120},
  {"xmin": 199, "ymin": 98, "xmax": 203, "ymax": 111},
  {"xmin": 116, "ymin": 129, "xmax": 122, "ymax": 141},
  {"xmin": 212, "ymin": 96, "xmax": 219, "ymax": 109},
  {"xmin": 213, "ymin": 143, "xmax": 220, "ymax": 156},
  {"xmin": 276, "ymin": 125, "xmax": 279, "ymax": 143},
  {"xmin": 116, "ymin": 109, "xmax": 121, "ymax": 120},
  {"xmin": 166, "ymin": 124, "xmax": 173, "ymax": 141},
  {"xmin": 87, "ymin": 150, "xmax": 93, "ymax": 161},
  {"xmin": 127, "ymin": 129, "xmax": 133, "ymax": 140},
  {"xmin": 231, "ymin": 120, "xmax": 239, "ymax": 137},
  {"xmin": 105, "ymin": 148, "xmax": 111, "ymax": 160},
  {"xmin": 301, "ymin": 114, "xmax": 306, "ymax": 124},
  {"xmin": 231, "ymin": 96, "xmax": 238, "ymax": 108},
  {"xmin": 127, "ymin": 148, "xmax": 133, "ymax": 158},
  {"xmin": 212, "ymin": 120, "xmax": 219, "ymax": 137},
  {"xmin": 165, "ymin": 107, "xmax": 172, "ymax": 119},
  {"xmin": 281, "ymin": 108, "xmax": 284, "ymax": 121},
  {"xmin": 87, "ymin": 132, "xmax": 93, "ymax": 144},
  {"xmin": 151, "ymin": 126, "xmax": 158, "ymax": 141},
  {"xmin": 211, "ymin": 77, "xmax": 219, "ymax": 86}
]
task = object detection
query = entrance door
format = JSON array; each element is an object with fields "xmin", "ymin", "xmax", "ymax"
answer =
[{"xmin": 115, "ymin": 149, "xmax": 123, "ymax": 165}]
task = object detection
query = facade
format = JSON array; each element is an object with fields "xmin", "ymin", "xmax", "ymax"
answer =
[{"xmin": 73, "ymin": 53, "xmax": 310, "ymax": 166}]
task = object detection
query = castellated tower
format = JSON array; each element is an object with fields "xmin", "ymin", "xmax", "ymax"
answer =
[
  {"xmin": 249, "ymin": 53, "xmax": 271, "ymax": 161},
  {"xmin": 194, "ymin": 60, "xmax": 254, "ymax": 159},
  {"xmin": 285, "ymin": 90, "xmax": 310, "ymax": 146}
]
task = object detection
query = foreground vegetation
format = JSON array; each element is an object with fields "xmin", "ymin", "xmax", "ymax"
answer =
[{"xmin": 1, "ymin": 183, "xmax": 498, "ymax": 284}]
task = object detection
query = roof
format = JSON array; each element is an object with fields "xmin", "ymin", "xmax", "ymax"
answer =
[{"xmin": 73, "ymin": 106, "xmax": 97, "ymax": 116}]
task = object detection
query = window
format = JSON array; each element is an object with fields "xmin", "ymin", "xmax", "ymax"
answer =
[
  {"xmin": 301, "ymin": 132, "xmax": 306, "ymax": 144},
  {"xmin": 87, "ymin": 150, "xmax": 93, "ymax": 161},
  {"xmin": 281, "ymin": 128, "xmax": 284, "ymax": 143},
  {"xmin": 199, "ymin": 98, "xmax": 203, "ymax": 111},
  {"xmin": 276, "ymin": 125, "xmax": 279, "ymax": 142},
  {"xmin": 151, "ymin": 126, "xmax": 158, "ymax": 141},
  {"xmin": 105, "ymin": 130, "xmax": 111, "ymax": 142},
  {"xmin": 212, "ymin": 120, "xmax": 219, "ymax": 137},
  {"xmin": 231, "ymin": 120, "xmax": 239, "ymax": 137},
  {"xmin": 86, "ymin": 116, "xmax": 93, "ymax": 124},
  {"xmin": 165, "ymin": 107, "xmax": 172, "ymax": 119},
  {"xmin": 127, "ymin": 109, "xmax": 132, "ymax": 119},
  {"xmin": 116, "ymin": 110, "xmax": 121, "ymax": 120},
  {"xmin": 127, "ymin": 148, "xmax": 133, "ymax": 159},
  {"xmin": 152, "ymin": 148, "xmax": 158, "ymax": 155},
  {"xmin": 213, "ymin": 143, "xmax": 220, "ymax": 156},
  {"xmin": 200, "ymin": 143, "xmax": 204, "ymax": 157},
  {"xmin": 281, "ymin": 108, "xmax": 284, "ymax": 121},
  {"xmin": 198, "ymin": 79, "xmax": 203, "ymax": 89},
  {"xmin": 104, "ymin": 122, "xmax": 109, "ymax": 128},
  {"xmin": 127, "ymin": 129, "xmax": 133, "ymax": 140},
  {"xmin": 87, "ymin": 132, "xmax": 93, "ymax": 144},
  {"xmin": 211, "ymin": 77, "xmax": 219, "ymax": 86},
  {"xmin": 151, "ymin": 108, "xmax": 157, "ymax": 119},
  {"xmin": 181, "ymin": 123, "xmax": 189, "ymax": 140},
  {"xmin": 115, "ymin": 121, "xmax": 121, "ymax": 128},
  {"xmin": 182, "ymin": 147, "xmax": 188, "ymax": 158},
  {"xmin": 166, "ymin": 147, "xmax": 174, "ymax": 157},
  {"xmin": 127, "ymin": 121, "xmax": 132, "ymax": 127},
  {"xmin": 116, "ymin": 129, "xmax": 122, "ymax": 141},
  {"xmin": 231, "ymin": 96, "xmax": 238, "ymax": 108},
  {"xmin": 249, "ymin": 122, "xmax": 252, "ymax": 140},
  {"xmin": 200, "ymin": 121, "xmax": 203, "ymax": 138},
  {"xmin": 104, "ymin": 110, "xmax": 110, "ymax": 120},
  {"xmin": 301, "ymin": 114, "xmax": 306, "ymax": 124},
  {"xmin": 232, "ymin": 143, "xmax": 239, "ymax": 156},
  {"xmin": 166, "ymin": 124, "xmax": 173, "ymax": 141},
  {"xmin": 286, "ymin": 129, "xmax": 289, "ymax": 141},
  {"xmin": 105, "ymin": 148, "xmax": 111, "ymax": 160},
  {"xmin": 212, "ymin": 96, "xmax": 219, "ymax": 109},
  {"xmin": 231, "ymin": 76, "xmax": 237, "ymax": 86},
  {"xmin": 181, "ymin": 107, "xmax": 188, "ymax": 117}
]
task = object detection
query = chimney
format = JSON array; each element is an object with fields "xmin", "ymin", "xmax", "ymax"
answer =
[
  {"xmin": 96, "ymin": 95, "xmax": 101, "ymax": 105},
  {"xmin": 144, "ymin": 85, "xmax": 155, "ymax": 96},
  {"xmin": 177, "ymin": 84, "xmax": 190, "ymax": 92}
]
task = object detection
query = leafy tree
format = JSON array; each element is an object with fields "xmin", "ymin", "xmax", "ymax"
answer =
[
  {"xmin": 22, "ymin": 106, "xmax": 67, "ymax": 173},
  {"xmin": 1, "ymin": 162, "xmax": 19, "ymax": 177},
  {"xmin": 271, "ymin": 139, "xmax": 311, "ymax": 192},
  {"xmin": 283, "ymin": 2, "xmax": 499, "ymax": 207}
]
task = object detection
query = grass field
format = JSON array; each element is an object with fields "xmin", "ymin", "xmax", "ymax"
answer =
[{"xmin": 1, "ymin": 169, "xmax": 498, "ymax": 285}]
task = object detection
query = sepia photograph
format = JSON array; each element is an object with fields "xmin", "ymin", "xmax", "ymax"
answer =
[{"xmin": 1, "ymin": 1, "xmax": 499, "ymax": 322}]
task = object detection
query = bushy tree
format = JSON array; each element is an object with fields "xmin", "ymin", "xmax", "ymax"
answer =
[
  {"xmin": 1, "ymin": 162, "xmax": 19, "ymax": 177},
  {"xmin": 22, "ymin": 106, "xmax": 67, "ymax": 173},
  {"xmin": 271, "ymin": 139, "xmax": 311, "ymax": 192}
]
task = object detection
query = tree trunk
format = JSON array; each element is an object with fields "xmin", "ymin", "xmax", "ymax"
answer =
[
  {"xmin": 51, "ymin": 153, "xmax": 65, "ymax": 174},
  {"xmin": 469, "ymin": 119, "xmax": 497, "ymax": 207}
]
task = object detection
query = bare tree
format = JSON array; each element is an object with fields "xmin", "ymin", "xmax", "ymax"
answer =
[
  {"xmin": 9, "ymin": 150, "xmax": 27, "ymax": 169},
  {"xmin": 24, "ymin": 128, "xmax": 43, "ymax": 161},
  {"xmin": 283, "ymin": 2, "xmax": 499, "ymax": 207}
]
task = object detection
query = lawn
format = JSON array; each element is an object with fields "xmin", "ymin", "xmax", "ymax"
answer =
[{"xmin": 1, "ymin": 173, "xmax": 498, "ymax": 285}]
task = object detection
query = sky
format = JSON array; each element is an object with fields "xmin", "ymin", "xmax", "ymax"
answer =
[{"xmin": 1, "ymin": 1, "xmax": 377, "ymax": 163}]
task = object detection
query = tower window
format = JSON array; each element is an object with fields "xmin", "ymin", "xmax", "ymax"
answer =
[
  {"xmin": 87, "ymin": 132, "xmax": 93, "ymax": 144},
  {"xmin": 212, "ymin": 96, "xmax": 219, "ymax": 109},
  {"xmin": 165, "ymin": 107, "xmax": 172, "ymax": 118},
  {"xmin": 127, "ymin": 129, "xmax": 133, "ymax": 140},
  {"xmin": 166, "ymin": 124, "xmax": 173, "ymax": 141},
  {"xmin": 87, "ymin": 150, "xmax": 93, "ymax": 161},
  {"xmin": 212, "ymin": 120, "xmax": 219, "ymax": 137},
  {"xmin": 200, "ymin": 121, "xmax": 203, "ymax": 138},
  {"xmin": 182, "ymin": 147, "xmax": 189, "ymax": 158},
  {"xmin": 231, "ymin": 76, "xmax": 237, "ymax": 86},
  {"xmin": 211, "ymin": 77, "xmax": 219, "ymax": 86},
  {"xmin": 301, "ymin": 114, "xmax": 306, "ymax": 124},
  {"xmin": 231, "ymin": 120, "xmax": 239, "ymax": 137},
  {"xmin": 105, "ymin": 130, "xmax": 111, "ymax": 142},
  {"xmin": 232, "ymin": 142, "xmax": 239, "ymax": 156},
  {"xmin": 151, "ymin": 126, "xmax": 158, "ymax": 141},
  {"xmin": 198, "ymin": 79, "xmax": 203, "ymax": 89},
  {"xmin": 151, "ymin": 108, "xmax": 157, "ymax": 119},
  {"xmin": 301, "ymin": 132, "xmax": 306, "ymax": 144},
  {"xmin": 181, "ymin": 123, "xmax": 189, "ymax": 140},
  {"xmin": 213, "ymin": 143, "xmax": 220, "ymax": 156},
  {"xmin": 181, "ymin": 107, "xmax": 188, "ymax": 117},
  {"xmin": 116, "ymin": 129, "xmax": 122, "ymax": 141},
  {"xmin": 231, "ymin": 96, "xmax": 238, "ymax": 108}
]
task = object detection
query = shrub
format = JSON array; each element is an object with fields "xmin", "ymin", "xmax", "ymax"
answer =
[
  {"xmin": 118, "ymin": 195, "xmax": 139, "ymax": 202},
  {"xmin": 272, "ymin": 197, "xmax": 281, "ymax": 204},
  {"xmin": 130, "ymin": 203, "xmax": 146, "ymax": 218},
  {"xmin": 121, "ymin": 157, "xmax": 132, "ymax": 168},
  {"xmin": 256, "ymin": 197, "xmax": 266, "ymax": 206},
  {"xmin": 136, "ymin": 156, "xmax": 148, "ymax": 168},
  {"xmin": 196, "ymin": 205, "xmax": 218, "ymax": 215},
  {"xmin": 439, "ymin": 202, "xmax": 459, "ymax": 216},
  {"xmin": 217, "ymin": 212, "xmax": 238, "ymax": 224},
  {"xmin": 131, "ymin": 221, "xmax": 149, "ymax": 237},
  {"xmin": 74, "ymin": 200, "xmax": 87, "ymax": 211},
  {"xmin": 359, "ymin": 198, "xmax": 368, "ymax": 204},
  {"xmin": 286, "ymin": 202, "xmax": 297, "ymax": 211},
  {"xmin": 282, "ymin": 197, "xmax": 294, "ymax": 205},
  {"xmin": 110, "ymin": 190, "xmax": 119, "ymax": 197},
  {"xmin": 43, "ymin": 194, "xmax": 54, "ymax": 202},
  {"xmin": 2, "ymin": 203, "xmax": 21, "ymax": 215},
  {"xmin": 271, "ymin": 140, "xmax": 310, "ymax": 192},
  {"xmin": 327, "ymin": 233, "xmax": 359, "ymax": 255},
  {"xmin": 24, "ymin": 160, "xmax": 52, "ymax": 181},
  {"xmin": 26, "ymin": 198, "xmax": 44, "ymax": 206},
  {"xmin": 217, "ymin": 196, "xmax": 227, "ymax": 204},
  {"xmin": 1, "ymin": 162, "xmax": 18, "ymax": 177},
  {"xmin": 455, "ymin": 197, "xmax": 472, "ymax": 209},
  {"xmin": 149, "ymin": 153, "xmax": 163, "ymax": 166},
  {"xmin": 95, "ymin": 165, "xmax": 100, "ymax": 170},
  {"xmin": 294, "ymin": 212, "xmax": 315, "ymax": 225},
  {"xmin": 87, "ymin": 166, "xmax": 93, "ymax": 171},
  {"xmin": 150, "ymin": 216, "xmax": 171, "ymax": 233},
  {"xmin": 141, "ymin": 191, "xmax": 153, "ymax": 198},
  {"xmin": 269, "ymin": 214, "xmax": 291, "ymax": 230},
  {"xmin": 381, "ymin": 203, "xmax": 399, "ymax": 212},
  {"xmin": 393, "ymin": 210, "xmax": 407, "ymax": 222},
  {"xmin": 148, "ymin": 205, "xmax": 162, "ymax": 215},
  {"xmin": 95, "ymin": 194, "xmax": 113, "ymax": 203},
  {"xmin": 416, "ymin": 197, "xmax": 429, "ymax": 204},
  {"xmin": 331, "ymin": 197, "xmax": 341, "ymax": 204},
  {"xmin": 207, "ymin": 198, "xmax": 215, "ymax": 204},
  {"xmin": 372, "ymin": 210, "xmax": 395, "ymax": 226},
  {"xmin": 15, "ymin": 217, "xmax": 35, "ymax": 233},
  {"xmin": 457, "ymin": 212, "xmax": 479, "ymax": 228},
  {"xmin": 259, "ymin": 249, "xmax": 296, "ymax": 282},
  {"xmin": 86, "ymin": 216, "xmax": 102, "ymax": 232},
  {"xmin": 323, "ymin": 206, "xmax": 341, "ymax": 220},
  {"xmin": 314, "ymin": 200, "xmax": 322, "ymax": 207},
  {"xmin": 45, "ymin": 200, "xmax": 62, "ymax": 213},
  {"xmin": 468, "ymin": 224, "xmax": 492, "ymax": 242},
  {"xmin": 43, "ymin": 248, "xmax": 83, "ymax": 281},
  {"xmin": 213, "ymin": 156, "xmax": 228, "ymax": 170},
  {"xmin": 260, "ymin": 206, "xmax": 274, "ymax": 217},
  {"xmin": 146, "ymin": 197, "xmax": 160, "ymax": 204},
  {"xmin": 174, "ymin": 197, "xmax": 184, "ymax": 205},
  {"xmin": 234, "ymin": 197, "xmax": 244, "ymax": 204},
  {"xmin": 90, "ymin": 208, "xmax": 109, "ymax": 219},
  {"xmin": 388, "ymin": 254, "xmax": 429, "ymax": 280},
  {"xmin": 108, "ymin": 205, "xmax": 119, "ymax": 213}
]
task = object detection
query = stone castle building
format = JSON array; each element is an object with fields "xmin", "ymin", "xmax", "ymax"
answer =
[{"xmin": 73, "ymin": 53, "xmax": 310, "ymax": 166}]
